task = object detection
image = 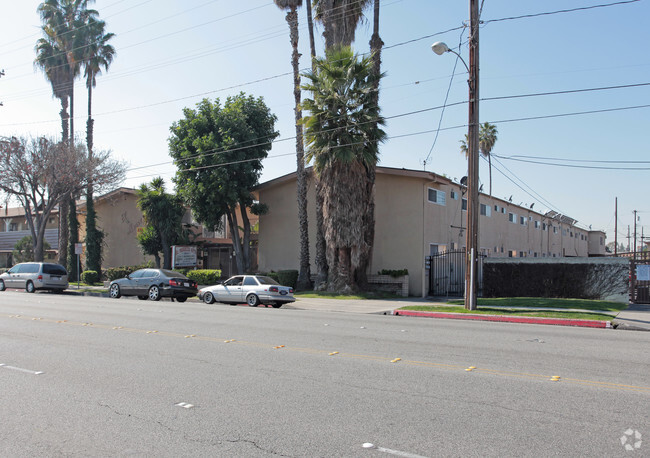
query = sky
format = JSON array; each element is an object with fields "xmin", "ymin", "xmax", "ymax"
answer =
[{"xmin": 1, "ymin": 0, "xmax": 649, "ymax": 248}]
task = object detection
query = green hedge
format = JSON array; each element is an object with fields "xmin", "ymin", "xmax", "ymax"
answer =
[
  {"xmin": 378, "ymin": 269, "xmax": 409, "ymax": 277},
  {"xmin": 105, "ymin": 262, "xmax": 155, "ymax": 281},
  {"xmin": 81, "ymin": 270, "xmax": 99, "ymax": 284},
  {"xmin": 185, "ymin": 269, "xmax": 221, "ymax": 285},
  {"xmin": 277, "ymin": 270, "xmax": 298, "ymax": 289}
]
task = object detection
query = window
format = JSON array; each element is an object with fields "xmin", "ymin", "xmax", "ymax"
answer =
[
  {"xmin": 543, "ymin": 223, "xmax": 547, "ymax": 231},
  {"xmin": 553, "ymin": 226, "xmax": 558, "ymax": 234},
  {"xmin": 450, "ymin": 190, "xmax": 459, "ymax": 200},
  {"xmin": 494, "ymin": 205, "xmax": 499, "ymax": 212},
  {"xmin": 519, "ymin": 251, "xmax": 525, "ymax": 258},
  {"xmin": 480, "ymin": 203, "xmax": 491, "ymax": 217},
  {"xmin": 461, "ymin": 198, "xmax": 467, "ymax": 211},
  {"xmin": 428, "ymin": 188, "xmax": 446, "ymax": 206},
  {"xmin": 501, "ymin": 207, "xmax": 506, "ymax": 214},
  {"xmin": 520, "ymin": 216, "xmax": 527, "ymax": 226},
  {"xmin": 534, "ymin": 221, "xmax": 540, "ymax": 229},
  {"xmin": 509, "ymin": 212, "xmax": 517, "ymax": 223},
  {"xmin": 244, "ymin": 276, "xmax": 258, "ymax": 286},
  {"xmin": 9, "ymin": 223, "xmax": 18, "ymax": 231}
]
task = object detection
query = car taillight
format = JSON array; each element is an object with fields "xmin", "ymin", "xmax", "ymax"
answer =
[
  {"xmin": 170, "ymin": 279, "xmax": 181, "ymax": 286},
  {"xmin": 289, "ymin": 288, "xmax": 294, "ymax": 294},
  {"xmin": 269, "ymin": 286, "xmax": 279, "ymax": 292},
  {"xmin": 38, "ymin": 275, "xmax": 43, "ymax": 280}
]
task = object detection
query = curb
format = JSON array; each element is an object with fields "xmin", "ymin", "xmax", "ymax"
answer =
[{"xmin": 392, "ymin": 310, "xmax": 612, "ymax": 329}]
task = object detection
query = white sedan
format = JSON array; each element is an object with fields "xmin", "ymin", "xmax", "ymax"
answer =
[{"xmin": 198, "ymin": 275, "xmax": 295, "ymax": 308}]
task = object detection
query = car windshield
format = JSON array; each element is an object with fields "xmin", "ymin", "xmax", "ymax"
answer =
[
  {"xmin": 161, "ymin": 269, "xmax": 187, "ymax": 279},
  {"xmin": 256, "ymin": 276, "xmax": 280, "ymax": 286}
]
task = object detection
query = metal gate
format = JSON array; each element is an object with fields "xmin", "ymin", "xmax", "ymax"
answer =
[
  {"xmin": 630, "ymin": 255, "xmax": 650, "ymax": 304},
  {"xmin": 427, "ymin": 249, "xmax": 486, "ymax": 297}
]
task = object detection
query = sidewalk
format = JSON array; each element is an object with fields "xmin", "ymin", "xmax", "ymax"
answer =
[{"xmin": 612, "ymin": 304, "xmax": 650, "ymax": 331}]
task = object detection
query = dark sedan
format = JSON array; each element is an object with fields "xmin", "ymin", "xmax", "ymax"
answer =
[{"xmin": 109, "ymin": 269, "xmax": 197, "ymax": 302}]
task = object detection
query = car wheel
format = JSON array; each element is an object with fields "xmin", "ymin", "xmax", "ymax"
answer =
[
  {"xmin": 109, "ymin": 284, "xmax": 121, "ymax": 299},
  {"xmin": 203, "ymin": 292, "xmax": 214, "ymax": 304},
  {"xmin": 176, "ymin": 296, "xmax": 187, "ymax": 303},
  {"xmin": 246, "ymin": 294, "xmax": 260, "ymax": 307},
  {"xmin": 271, "ymin": 303, "xmax": 283, "ymax": 308},
  {"xmin": 0, "ymin": 279, "xmax": 5, "ymax": 292},
  {"xmin": 137, "ymin": 296, "xmax": 147, "ymax": 300},
  {"xmin": 26, "ymin": 281, "xmax": 35, "ymax": 293},
  {"xmin": 148, "ymin": 285, "xmax": 161, "ymax": 301}
]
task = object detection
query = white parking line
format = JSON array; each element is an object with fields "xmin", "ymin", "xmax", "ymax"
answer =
[
  {"xmin": 0, "ymin": 363, "xmax": 44, "ymax": 375},
  {"xmin": 363, "ymin": 443, "xmax": 429, "ymax": 458}
]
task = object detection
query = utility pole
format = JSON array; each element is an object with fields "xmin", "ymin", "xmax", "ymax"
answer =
[
  {"xmin": 627, "ymin": 225, "xmax": 631, "ymax": 252},
  {"xmin": 633, "ymin": 210, "xmax": 638, "ymax": 259},
  {"xmin": 614, "ymin": 197, "xmax": 618, "ymax": 256},
  {"xmin": 465, "ymin": 0, "xmax": 480, "ymax": 311}
]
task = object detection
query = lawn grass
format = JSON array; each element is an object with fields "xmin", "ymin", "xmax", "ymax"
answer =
[
  {"xmin": 445, "ymin": 297, "xmax": 627, "ymax": 312},
  {"xmin": 399, "ymin": 305, "xmax": 615, "ymax": 321}
]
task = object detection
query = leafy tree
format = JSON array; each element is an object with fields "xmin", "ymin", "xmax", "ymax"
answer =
[
  {"xmin": 274, "ymin": 0, "xmax": 312, "ymax": 290},
  {"xmin": 136, "ymin": 226, "xmax": 162, "ymax": 268},
  {"xmin": 301, "ymin": 47, "xmax": 385, "ymax": 292},
  {"xmin": 0, "ymin": 136, "xmax": 126, "ymax": 262},
  {"xmin": 136, "ymin": 178, "xmax": 186, "ymax": 270},
  {"xmin": 13, "ymin": 236, "xmax": 51, "ymax": 264},
  {"xmin": 169, "ymin": 94, "xmax": 279, "ymax": 274},
  {"xmin": 460, "ymin": 122, "xmax": 498, "ymax": 195}
]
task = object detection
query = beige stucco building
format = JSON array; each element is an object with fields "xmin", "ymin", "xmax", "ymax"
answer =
[{"xmin": 255, "ymin": 167, "xmax": 606, "ymax": 296}]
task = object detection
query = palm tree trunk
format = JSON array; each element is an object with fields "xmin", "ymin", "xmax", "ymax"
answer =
[
  {"xmin": 285, "ymin": 7, "xmax": 312, "ymax": 291},
  {"xmin": 58, "ymin": 197, "xmax": 69, "ymax": 266},
  {"xmin": 488, "ymin": 154, "xmax": 492, "ymax": 196},
  {"xmin": 305, "ymin": 0, "xmax": 328, "ymax": 289},
  {"xmin": 85, "ymin": 80, "xmax": 102, "ymax": 274}
]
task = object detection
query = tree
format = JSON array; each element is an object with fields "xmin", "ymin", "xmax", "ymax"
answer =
[
  {"xmin": 136, "ymin": 226, "xmax": 162, "ymax": 268},
  {"xmin": 274, "ymin": 0, "xmax": 312, "ymax": 290},
  {"xmin": 0, "ymin": 136, "xmax": 126, "ymax": 262},
  {"xmin": 169, "ymin": 94, "xmax": 279, "ymax": 275},
  {"xmin": 82, "ymin": 16, "xmax": 115, "ymax": 276},
  {"xmin": 460, "ymin": 122, "xmax": 498, "ymax": 195},
  {"xmin": 136, "ymin": 178, "xmax": 186, "ymax": 270},
  {"xmin": 314, "ymin": 0, "xmax": 372, "ymax": 49},
  {"xmin": 36, "ymin": 0, "xmax": 99, "ymax": 270},
  {"xmin": 13, "ymin": 236, "xmax": 51, "ymax": 264},
  {"xmin": 301, "ymin": 47, "xmax": 386, "ymax": 292}
]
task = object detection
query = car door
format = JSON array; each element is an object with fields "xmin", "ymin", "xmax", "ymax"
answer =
[
  {"xmin": 5, "ymin": 264, "xmax": 21, "ymax": 288},
  {"xmin": 122, "ymin": 269, "xmax": 143, "ymax": 295},
  {"xmin": 217, "ymin": 276, "xmax": 244, "ymax": 303},
  {"xmin": 138, "ymin": 269, "xmax": 160, "ymax": 295}
]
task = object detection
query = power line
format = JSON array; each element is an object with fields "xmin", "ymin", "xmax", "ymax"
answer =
[
  {"xmin": 493, "ymin": 154, "xmax": 650, "ymax": 171},
  {"xmin": 482, "ymin": 0, "xmax": 641, "ymax": 24}
]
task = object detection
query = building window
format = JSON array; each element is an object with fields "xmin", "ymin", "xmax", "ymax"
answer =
[
  {"xmin": 480, "ymin": 203, "xmax": 491, "ymax": 217},
  {"xmin": 462, "ymin": 198, "xmax": 467, "ymax": 211},
  {"xmin": 494, "ymin": 205, "xmax": 499, "ymax": 212},
  {"xmin": 501, "ymin": 207, "xmax": 506, "ymax": 214},
  {"xmin": 9, "ymin": 223, "xmax": 18, "ymax": 231},
  {"xmin": 520, "ymin": 216, "xmax": 527, "ymax": 226},
  {"xmin": 543, "ymin": 223, "xmax": 547, "ymax": 231},
  {"xmin": 534, "ymin": 221, "xmax": 540, "ymax": 229},
  {"xmin": 519, "ymin": 251, "xmax": 525, "ymax": 258},
  {"xmin": 428, "ymin": 188, "xmax": 446, "ymax": 206},
  {"xmin": 509, "ymin": 213, "xmax": 517, "ymax": 223},
  {"xmin": 553, "ymin": 226, "xmax": 558, "ymax": 234},
  {"xmin": 450, "ymin": 190, "xmax": 459, "ymax": 200}
]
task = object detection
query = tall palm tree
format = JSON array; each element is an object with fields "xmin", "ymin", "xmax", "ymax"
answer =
[
  {"xmin": 302, "ymin": 46, "xmax": 385, "ymax": 292},
  {"xmin": 314, "ymin": 0, "xmax": 372, "ymax": 48},
  {"xmin": 37, "ymin": 0, "xmax": 98, "ymax": 271},
  {"xmin": 82, "ymin": 17, "xmax": 115, "ymax": 275},
  {"xmin": 274, "ymin": 0, "xmax": 312, "ymax": 291},
  {"xmin": 460, "ymin": 122, "xmax": 498, "ymax": 195}
]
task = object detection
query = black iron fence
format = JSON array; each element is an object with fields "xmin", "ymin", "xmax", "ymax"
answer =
[
  {"xmin": 427, "ymin": 249, "xmax": 486, "ymax": 297},
  {"xmin": 630, "ymin": 256, "xmax": 650, "ymax": 304}
]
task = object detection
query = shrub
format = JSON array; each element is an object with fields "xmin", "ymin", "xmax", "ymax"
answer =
[
  {"xmin": 185, "ymin": 269, "xmax": 222, "ymax": 286},
  {"xmin": 81, "ymin": 270, "xmax": 99, "ymax": 284},
  {"xmin": 264, "ymin": 271, "xmax": 280, "ymax": 282},
  {"xmin": 277, "ymin": 270, "xmax": 298, "ymax": 288},
  {"xmin": 105, "ymin": 261, "xmax": 155, "ymax": 281},
  {"xmin": 378, "ymin": 269, "xmax": 409, "ymax": 277}
]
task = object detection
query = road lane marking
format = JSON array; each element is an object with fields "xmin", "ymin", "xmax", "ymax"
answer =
[
  {"xmin": 0, "ymin": 364, "xmax": 44, "ymax": 375},
  {"xmin": 175, "ymin": 402, "xmax": 195, "ymax": 409},
  {"xmin": 363, "ymin": 443, "xmax": 429, "ymax": 458}
]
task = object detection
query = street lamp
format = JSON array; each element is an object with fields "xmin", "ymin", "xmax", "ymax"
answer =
[{"xmin": 431, "ymin": 2, "xmax": 480, "ymax": 311}]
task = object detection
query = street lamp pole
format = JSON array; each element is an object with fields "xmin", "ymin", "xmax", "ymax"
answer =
[{"xmin": 431, "ymin": 0, "xmax": 479, "ymax": 310}]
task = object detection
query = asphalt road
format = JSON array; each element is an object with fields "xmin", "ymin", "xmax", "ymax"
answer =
[{"xmin": 0, "ymin": 291, "xmax": 648, "ymax": 457}]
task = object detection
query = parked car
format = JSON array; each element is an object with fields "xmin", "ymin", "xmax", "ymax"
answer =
[
  {"xmin": 109, "ymin": 269, "xmax": 198, "ymax": 302},
  {"xmin": 0, "ymin": 262, "xmax": 68, "ymax": 293},
  {"xmin": 198, "ymin": 275, "xmax": 295, "ymax": 308}
]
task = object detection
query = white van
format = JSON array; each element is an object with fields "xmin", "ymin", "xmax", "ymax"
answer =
[{"xmin": 0, "ymin": 262, "xmax": 69, "ymax": 293}]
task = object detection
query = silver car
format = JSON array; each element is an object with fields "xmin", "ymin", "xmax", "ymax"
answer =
[
  {"xmin": 0, "ymin": 262, "xmax": 69, "ymax": 293},
  {"xmin": 198, "ymin": 275, "xmax": 295, "ymax": 308}
]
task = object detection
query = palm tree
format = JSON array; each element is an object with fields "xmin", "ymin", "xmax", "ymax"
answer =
[
  {"xmin": 302, "ymin": 46, "xmax": 386, "ymax": 292},
  {"xmin": 314, "ymin": 0, "xmax": 372, "ymax": 48},
  {"xmin": 274, "ymin": 0, "xmax": 312, "ymax": 291},
  {"xmin": 82, "ymin": 17, "xmax": 115, "ymax": 275},
  {"xmin": 37, "ymin": 0, "xmax": 98, "ymax": 270},
  {"xmin": 460, "ymin": 122, "xmax": 498, "ymax": 195}
]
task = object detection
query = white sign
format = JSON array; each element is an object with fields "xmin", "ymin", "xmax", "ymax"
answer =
[
  {"xmin": 636, "ymin": 265, "xmax": 650, "ymax": 282},
  {"xmin": 74, "ymin": 243, "xmax": 83, "ymax": 255},
  {"xmin": 172, "ymin": 246, "xmax": 197, "ymax": 268}
]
